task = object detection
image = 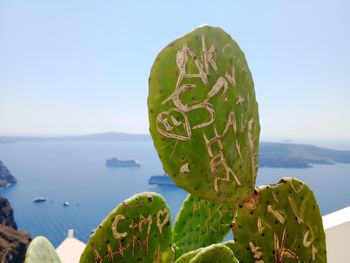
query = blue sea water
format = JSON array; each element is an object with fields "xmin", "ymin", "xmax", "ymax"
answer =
[{"xmin": 0, "ymin": 140, "xmax": 349, "ymax": 247}]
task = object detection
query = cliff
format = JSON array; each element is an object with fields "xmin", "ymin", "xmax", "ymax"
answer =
[
  {"xmin": 0, "ymin": 197, "xmax": 17, "ymax": 230},
  {"xmin": 0, "ymin": 161, "xmax": 17, "ymax": 188},
  {"xmin": 0, "ymin": 196, "xmax": 31, "ymax": 262}
]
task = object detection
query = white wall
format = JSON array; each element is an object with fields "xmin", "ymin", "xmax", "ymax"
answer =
[{"xmin": 323, "ymin": 207, "xmax": 350, "ymax": 263}]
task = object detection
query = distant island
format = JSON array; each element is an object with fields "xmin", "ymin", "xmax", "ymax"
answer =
[
  {"xmin": 1, "ymin": 132, "xmax": 350, "ymax": 168},
  {"xmin": 0, "ymin": 161, "xmax": 17, "ymax": 188},
  {"xmin": 259, "ymin": 142, "xmax": 350, "ymax": 168}
]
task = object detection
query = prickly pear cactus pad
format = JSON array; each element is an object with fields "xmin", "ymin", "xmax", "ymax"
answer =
[
  {"xmin": 148, "ymin": 25, "xmax": 260, "ymax": 204},
  {"xmin": 173, "ymin": 194, "xmax": 235, "ymax": 258},
  {"xmin": 24, "ymin": 236, "xmax": 61, "ymax": 263},
  {"xmin": 222, "ymin": 240, "xmax": 237, "ymax": 255},
  {"xmin": 80, "ymin": 192, "xmax": 174, "ymax": 263},
  {"xmin": 174, "ymin": 248, "xmax": 202, "ymax": 263},
  {"xmin": 175, "ymin": 244, "xmax": 238, "ymax": 263},
  {"xmin": 233, "ymin": 178, "xmax": 327, "ymax": 262},
  {"xmin": 191, "ymin": 244, "xmax": 238, "ymax": 263}
]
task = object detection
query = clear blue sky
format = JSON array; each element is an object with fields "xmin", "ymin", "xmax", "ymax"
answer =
[{"xmin": 1, "ymin": 0, "xmax": 349, "ymax": 141}]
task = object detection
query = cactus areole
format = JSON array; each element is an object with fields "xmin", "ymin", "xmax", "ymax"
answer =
[{"xmin": 148, "ymin": 25, "xmax": 260, "ymax": 204}]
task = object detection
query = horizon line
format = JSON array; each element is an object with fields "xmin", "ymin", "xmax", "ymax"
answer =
[{"xmin": 1, "ymin": 131, "xmax": 350, "ymax": 143}]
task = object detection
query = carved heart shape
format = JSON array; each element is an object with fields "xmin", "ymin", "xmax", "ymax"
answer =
[
  {"xmin": 156, "ymin": 209, "xmax": 170, "ymax": 234},
  {"xmin": 156, "ymin": 108, "xmax": 191, "ymax": 141}
]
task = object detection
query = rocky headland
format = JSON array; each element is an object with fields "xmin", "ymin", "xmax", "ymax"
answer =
[
  {"xmin": 0, "ymin": 196, "xmax": 31, "ymax": 262},
  {"xmin": 0, "ymin": 161, "xmax": 17, "ymax": 188}
]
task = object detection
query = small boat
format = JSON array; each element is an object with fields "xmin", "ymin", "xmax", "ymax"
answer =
[
  {"xmin": 63, "ymin": 201, "xmax": 70, "ymax": 206},
  {"xmin": 148, "ymin": 174, "xmax": 175, "ymax": 186},
  {"xmin": 106, "ymin": 158, "xmax": 140, "ymax": 167},
  {"xmin": 33, "ymin": 197, "xmax": 47, "ymax": 203}
]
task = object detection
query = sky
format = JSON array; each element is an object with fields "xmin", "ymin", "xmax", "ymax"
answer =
[{"xmin": 0, "ymin": 0, "xmax": 349, "ymax": 142}]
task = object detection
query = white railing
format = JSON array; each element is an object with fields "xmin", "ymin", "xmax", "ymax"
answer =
[{"xmin": 323, "ymin": 206, "xmax": 350, "ymax": 263}]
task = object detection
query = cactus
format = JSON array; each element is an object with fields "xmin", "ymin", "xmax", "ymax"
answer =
[
  {"xmin": 173, "ymin": 193, "xmax": 235, "ymax": 258},
  {"xmin": 191, "ymin": 244, "xmax": 238, "ymax": 263},
  {"xmin": 233, "ymin": 178, "xmax": 327, "ymax": 262},
  {"xmin": 174, "ymin": 248, "xmax": 202, "ymax": 263},
  {"xmin": 24, "ymin": 236, "xmax": 61, "ymax": 263},
  {"xmin": 80, "ymin": 192, "xmax": 174, "ymax": 263},
  {"xmin": 148, "ymin": 25, "xmax": 260, "ymax": 204},
  {"xmin": 175, "ymin": 244, "xmax": 239, "ymax": 263},
  {"xmin": 222, "ymin": 240, "xmax": 237, "ymax": 255}
]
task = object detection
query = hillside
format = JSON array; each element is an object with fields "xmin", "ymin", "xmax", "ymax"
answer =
[
  {"xmin": 1, "ymin": 133, "xmax": 350, "ymax": 168},
  {"xmin": 259, "ymin": 142, "xmax": 350, "ymax": 168}
]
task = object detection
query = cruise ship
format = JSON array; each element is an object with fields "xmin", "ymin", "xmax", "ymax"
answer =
[
  {"xmin": 148, "ymin": 174, "xmax": 175, "ymax": 186},
  {"xmin": 106, "ymin": 158, "xmax": 140, "ymax": 167}
]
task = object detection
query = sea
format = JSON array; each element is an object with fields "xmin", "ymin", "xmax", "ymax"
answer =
[{"xmin": 0, "ymin": 140, "xmax": 349, "ymax": 247}]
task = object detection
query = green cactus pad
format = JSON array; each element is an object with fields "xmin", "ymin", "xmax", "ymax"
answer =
[
  {"xmin": 175, "ymin": 244, "xmax": 238, "ymax": 263},
  {"xmin": 193, "ymin": 244, "xmax": 238, "ymax": 263},
  {"xmin": 80, "ymin": 192, "xmax": 174, "ymax": 263},
  {"xmin": 174, "ymin": 248, "xmax": 202, "ymax": 263},
  {"xmin": 222, "ymin": 240, "xmax": 237, "ymax": 255},
  {"xmin": 24, "ymin": 236, "xmax": 61, "ymax": 263},
  {"xmin": 233, "ymin": 178, "xmax": 327, "ymax": 262},
  {"xmin": 148, "ymin": 25, "xmax": 260, "ymax": 204},
  {"xmin": 173, "ymin": 194, "xmax": 235, "ymax": 258}
]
